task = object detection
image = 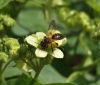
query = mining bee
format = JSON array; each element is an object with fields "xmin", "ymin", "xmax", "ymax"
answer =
[{"xmin": 40, "ymin": 20, "xmax": 65, "ymax": 51}]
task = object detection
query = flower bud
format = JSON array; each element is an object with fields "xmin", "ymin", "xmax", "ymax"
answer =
[
  {"xmin": 9, "ymin": 47, "xmax": 20, "ymax": 59},
  {"xmin": 85, "ymin": 24, "xmax": 96, "ymax": 33},
  {"xmin": 0, "ymin": 14, "xmax": 3, "ymax": 21},
  {"xmin": 0, "ymin": 44, "xmax": 3, "ymax": 51},
  {"xmin": 4, "ymin": 38, "xmax": 20, "ymax": 49},
  {"xmin": 91, "ymin": 31, "xmax": 100, "ymax": 40},
  {"xmin": 0, "ymin": 24, "xmax": 4, "ymax": 31},
  {"xmin": 43, "ymin": 55, "xmax": 53, "ymax": 64},
  {"xmin": 57, "ymin": 8, "xmax": 69, "ymax": 22},
  {"xmin": 0, "ymin": 39, "xmax": 2, "ymax": 43},
  {"xmin": 0, "ymin": 52, "xmax": 8, "ymax": 63},
  {"xmin": 52, "ymin": 0, "xmax": 69, "ymax": 7},
  {"xmin": 26, "ymin": 50, "xmax": 35, "ymax": 58},
  {"xmin": 79, "ymin": 12, "xmax": 90, "ymax": 22},
  {"xmin": 90, "ymin": 22, "xmax": 100, "ymax": 40},
  {"xmin": 3, "ymin": 15, "xmax": 15, "ymax": 27},
  {"xmin": 19, "ymin": 44, "xmax": 28, "ymax": 54},
  {"xmin": 0, "ymin": 39, "xmax": 3, "ymax": 51},
  {"xmin": 65, "ymin": 10, "xmax": 80, "ymax": 27}
]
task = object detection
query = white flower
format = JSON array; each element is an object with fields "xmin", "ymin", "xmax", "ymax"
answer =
[{"xmin": 25, "ymin": 31, "xmax": 67, "ymax": 58}]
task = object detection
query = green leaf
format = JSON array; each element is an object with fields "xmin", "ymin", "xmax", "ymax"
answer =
[
  {"xmin": 15, "ymin": 74, "xmax": 42, "ymax": 85},
  {"xmin": 0, "ymin": 75, "xmax": 76, "ymax": 85},
  {"xmin": 46, "ymin": 83, "xmax": 78, "ymax": 85},
  {"xmin": 97, "ymin": 62, "xmax": 100, "ymax": 75},
  {"xmin": 14, "ymin": 73, "xmax": 76, "ymax": 85},
  {"xmin": 12, "ymin": 5, "xmax": 48, "ymax": 36},
  {"xmin": 4, "ymin": 61, "xmax": 22, "ymax": 78},
  {"xmin": 0, "ymin": 0, "xmax": 13, "ymax": 9},
  {"xmin": 66, "ymin": 36, "xmax": 78, "ymax": 56},
  {"xmin": 96, "ymin": 79, "xmax": 100, "ymax": 85},
  {"xmin": 31, "ymin": 65, "xmax": 66, "ymax": 84},
  {"xmin": 66, "ymin": 72, "xmax": 94, "ymax": 85},
  {"xmin": 67, "ymin": 36, "xmax": 78, "ymax": 48},
  {"xmin": 86, "ymin": 0, "xmax": 100, "ymax": 12},
  {"xmin": 89, "ymin": 79, "xmax": 100, "ymax": 85},
  {"xmin": 15, "ymin": 73, "xmax": 77, "ymax": 85},
  {"xmin": 4, "ymin": 64, "xmax": 66, "ymax": 84},
  {"xmin": 89, "ymin": 84, "xmax": 96, "ymax": 85},
  {"xmin": 0, "ymin": 79, "xmax": 17, "ymax": 85},
  {"xmin": 80, "ymin": 56, "xmax": 93, "ymax": 68},
  {"xmin": 76, "ymin": 42, "xmax": 87, "ymax": 55}
]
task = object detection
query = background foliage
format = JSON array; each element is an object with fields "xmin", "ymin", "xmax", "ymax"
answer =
[{"xmin": 0, "ymin": 0, "xmax": 100, "ymax": 85}]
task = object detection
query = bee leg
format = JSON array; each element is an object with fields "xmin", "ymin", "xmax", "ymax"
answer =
[{"xmin": 55, "ymin": 42, "xmax": 58, "ymax": 46}]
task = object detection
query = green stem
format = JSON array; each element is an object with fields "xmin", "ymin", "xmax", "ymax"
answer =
[
  {"xmin": 34, "ymin": 64, "xmax": 44, "ymax": 80},
  {"xmin": 74, "ymin": 59, "xmax": 100, "ymax": 71},
  {"xmin": 1, "ymin": 60, "xmax": 12, "ymax": 73},
  {"xmin": 34, "ymin": 70, "xmax": 41, "ymax": 80},
  {"xmin": 0, "ymin": 63, "xmax": 2, "ymax": 71},
  {"xmin": 0, "ymin": 60, "xmax": 12, "ymax": 82},
  {"xmin": 0, "ymin": 73, "xmax": 4, "ymax": 83},
  {"xmin": 79, "ymin": 32, "xmax": 92, "ymax": 56},
  {"xmin": 28, "ymin": 58, "xmax": 37, "ymax": 72},
  {"xmin": 43, "ymin": 0, "xmax": 53, "ymax": 21},
  {"xmin": 12, "ymin": 0, "xmax": 28, "ymax": 18},
  {"xmin": 0, "ymin": 63, "xmax": 4, "ymax": 83}
]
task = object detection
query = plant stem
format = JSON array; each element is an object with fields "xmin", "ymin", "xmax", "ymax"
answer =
[
  {"xmin": 0, "ymin": 63, "xmax": 4, "ymax": 83},
  {"xmin": 79, "ymin": 32, "xmax": 92, "ymax": 56},
  {"xmin": 34, "ymin": 70, "xmax": 41, "ymax": 80},
  {"xmin": 0, "ymin": 63, "xmax": 2, "ymax": 72},
  {"xmin": 0, "ymin": 60, "xmax": 12, "ymax": 82},
  {"xmin": 34, "ymin": 64, "xmax": 44, "ymax": 80},
  {"xmin": 0, "ymin": 73, "xmax": 4, "ymax": 83},
  {"xmin": 74, "ymin": 59, "xmax": 100, "ymax": 71},
  {"xmin": 28, "ymin": 58, "xmax": 37, "ymax": 72},
  {"xmin": 1, "ymin": 60, "xmax": 12, "ymax": 73}
]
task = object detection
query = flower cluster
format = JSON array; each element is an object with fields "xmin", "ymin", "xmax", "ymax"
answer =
[{"xmin": 0, "ymin": 14, "xmax": 15, "ymax": 32}]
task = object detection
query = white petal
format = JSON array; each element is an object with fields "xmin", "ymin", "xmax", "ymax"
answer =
[
  {"xmin": 25, "ymin": 35, "xmax": 38, "ymax": 48},
  {"xmin": 36, "ymin": 32, "xmax": 46, "ymax": 41},
  {"xmin": 50, "ymin": 48, "xmax": 64, "ymax": 58},
  {"xmin": 55, "ymin": 37, "xmax": 67, "ymax": 47},
  {"xmin": 35, "ymin": 48, "xmax": 48, "ymax": 58}
]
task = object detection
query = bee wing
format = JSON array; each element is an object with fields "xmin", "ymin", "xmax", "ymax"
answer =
[{"xmin": 48, "ymin": 20, "xmax": 57, "ymax": 30}]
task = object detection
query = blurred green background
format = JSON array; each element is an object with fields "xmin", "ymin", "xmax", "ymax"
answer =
[{"xmin": 1, "ymin": 0, "xmax": 100, "ymax": 85}]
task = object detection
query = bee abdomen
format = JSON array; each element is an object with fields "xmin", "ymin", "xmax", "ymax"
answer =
[{"xmin": 52, "ymin": 33, "xmax": 64, "ymax": 40}]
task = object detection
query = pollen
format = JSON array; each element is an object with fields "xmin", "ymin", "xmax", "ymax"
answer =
[{"xmin": 51, "ymin": 41, "xmax": 58, "ymax": 47}]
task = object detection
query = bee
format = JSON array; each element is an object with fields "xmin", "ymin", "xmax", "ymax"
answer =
[{"xmin": 40, "ymin": 20, "xmax": 65, "ymax": 51}]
